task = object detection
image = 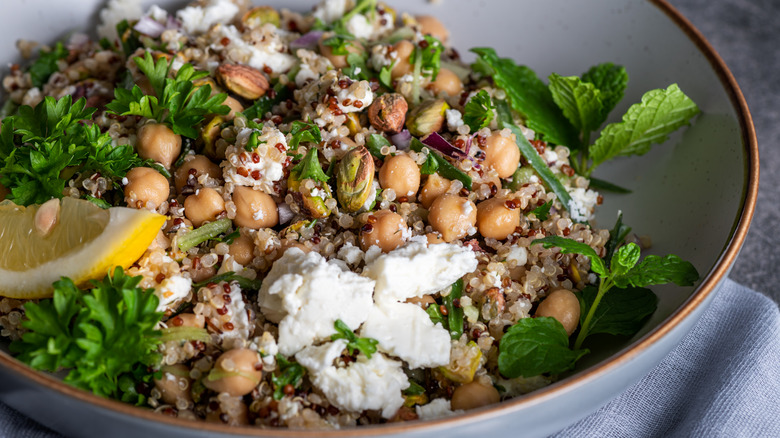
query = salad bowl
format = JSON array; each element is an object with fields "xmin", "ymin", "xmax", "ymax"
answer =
[{"xmin": 0, "ymin": 0, "xmax": 757, "ymax": 437}]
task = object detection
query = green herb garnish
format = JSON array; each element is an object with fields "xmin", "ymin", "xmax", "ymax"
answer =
[
  {"xmin": 177, "ymin": 218, "xmax": 232, "ymax": 252},
  {"xmin": 28, "ymin": 41, "xmax": 68, "ymax": 88},
  {"xmin": 106, "ymin": 52, "xmax": 229, "ymax": 139},
  {"xmin": 11, "ymin": 267, "xmax": 163, "ymax": 402},
  {"xmin": 410, "ymin": 138, "xmax": 472, "ymax": 190},
  {"xmin": 331, "ymin": 319, "xmax": 379, "ymax": 358},
  {"xmin": 289, "ymin": 147, "xmax": 329, "ymax": 184},
  {"xmin": 287, "ymin": 120, "xmax": 323, "ymax": 149},
  {"xmin": 498, "ymin": 317, "xmax": 589, "ymax": 378},
  {"xmin": 463, "ymin": 90, "xmax": 495, "ymax": 133},
  {"xmin": 443, "ymin": 279, "xmax": 464, "ymax": 340},
  {"xmin": 272, "ymin": 355, "xmax": 305, "ymax": 400}
]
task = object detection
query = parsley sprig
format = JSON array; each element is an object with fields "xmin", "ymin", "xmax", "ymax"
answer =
[
  {"xmin": 0, "ymin": 95, "xmax": 152, "ymax": 205},
  {"xmin": 29, "ymin": 41, "xmax": 68, "ymax": 88},
  {"xmin": 330, "ymin": 319, "xmax": 379, "ymax": 358},
  {"xmin": 10, "ymin": 267, "xmax": 163, "ymax": 403},
  {"xmin": 462, "ymin": 90, "xmax": 495, "ymax": 133},
  {"xmin": 106, "ymin": 52, "xmax": 229, "ymax": 139}
]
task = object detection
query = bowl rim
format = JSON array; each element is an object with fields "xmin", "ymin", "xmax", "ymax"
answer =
[{"xmin": 0, "ymin": 0, "xmax": 759, "ymax": 436}]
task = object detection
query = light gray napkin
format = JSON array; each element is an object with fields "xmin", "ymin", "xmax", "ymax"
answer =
[{"xmin": 2, "ymin": 278, "xmax": 779, "ymax": 437}]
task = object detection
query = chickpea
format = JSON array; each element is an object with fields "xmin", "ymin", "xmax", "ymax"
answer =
[
  {"xmin": 360, "ymin": 210, "xmax": 408, "ymax": 252},
  {"xmin": 406, "ymin": 295, "xmax": 435, "ymax": 309},
  {"xmin": 428, "ymin": 68, "xmax": 462, "ymax": 97},
  {"xmin": 184, "ymin": 187, "xmax": 225, "ymax": 227},
  {"xmin": 228, "ymin": 235, "xmax": 255, "ymax": 266},
  {"xmin": 203, "ymin": 348, "xmax": 263, "ymax": 397},
  {"xmin": 318, "ymin": 36, "xmax": 364, "ymax": 69},
  {"xmin": 428, "ymin": 194, "xmax": 477, "ymax": 242},
  {"xmin": 278, "ymin": 239, "xmax": 311, "ymax": 257},
  {"xmin": 232, "ymin": 186, "xmax": 278, "ymax": 229},
  {"xmin": 168, "ymin": 313, "xmax": 205, "ymax": 328},
  {"xmin": 419, "ymin": 173, "xmax": 450, "ymax": 208},
  {"xmin": 378, "ymin": 154, "xmax": 421, "ymax": 198},
  {"xmin": 425, "ymin": 232, "xmax": 444, "ymax": 245},
  {"xmin": 535, "ymin": 289, "xmax": 581, "ymax": 336},
  {"xmin": 451, "ymin": 381, "xmax": 500, "ymax": 411},
  {"xmin": 124, "ymin": 166, "xmax": 170, "ymax": 209},
  {"xmin": 476, "ymin": 197, "xmax": 520, "ymax": 240},
  {"xmin": 415, "ymin": 15, "xmax": 449, "ymax": 43},
  {"xmin": 482, "ymin": 131, "xmax": 521, "ymax": 179},
  {"xmin": 222, "ymin": 96, "xmax": 244, "ymax": 121},
  {"xmin": 391, "ymin": 40, "xmax": 415, "ymax": 79},
  {"xmin": 136, "ymin": 122, "xmax": 182, "ymax": 169},
  {"xmin": 174, "ymin": 155, "xmax": 222, "ymax": 193},
  {"xmin": 154, "ymin": 364, "xmax": 192, "ymax": 406}
]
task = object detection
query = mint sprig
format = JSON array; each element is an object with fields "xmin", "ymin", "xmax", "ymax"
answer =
[{"xmin": 498, "ymin": 317, "xmax": 588, "ymax": 378}]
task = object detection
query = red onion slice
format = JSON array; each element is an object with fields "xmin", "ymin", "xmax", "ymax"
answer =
[
  {"xmin": 421, "ymin": 132, "xmax": 467, "ymax": 159},
  {"xmin": 389, "ymin": 129, "xmax": 412, "ymax": 150},
  {"xmin": 290, "ymin": 31, "xmax": 324, "ymax": 51},
  {"xmin": 277, "ymin": 203, "xmax": 294, "ymax": 224},
  {"xmin": 134, "ymin": 16, "xmax": 166, "ymax": 38}
]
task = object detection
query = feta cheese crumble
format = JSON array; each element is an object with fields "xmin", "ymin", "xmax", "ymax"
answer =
[
  {"xmin": 258, "ymin": 248, "xmax": 375, "ymax": 356},
  {"xmin": 177, "ymin": 0, "xmax": 240, "ymax": 35},
  {"xmin": 222, "ymin": 126, "xmax": 288, "ymax": 195},
  {"xmin": 567, "ymin": 187, "xmax": 600, "ymax": 222},
  {"xmin": 295, "ymin": 340, "xmax": 409, "ymax": 419}
]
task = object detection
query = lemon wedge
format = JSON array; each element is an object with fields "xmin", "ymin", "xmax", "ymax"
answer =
[{"xmin": 0, "ymin": 197, "xmax": 166, "ymax": 299}]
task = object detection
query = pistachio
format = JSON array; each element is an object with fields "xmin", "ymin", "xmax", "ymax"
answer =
[
  {"xmin": 438, "ymin": 340, "xmax": 483, "ymax": 383},
  {"xmin": 367, "ymin": 93, "xmax": 408, "ymax": 134},
  {"xmin": 200, "ymin": 115, "xmax": 225, "ymax": 159},
  {"xmin": 288, "ymin": 176, "xmax": 333, "ymax": 219},
  {"xmin": 406, "ymin": 98, "xmax": 448, "ymax": 137},
  {"xmin": 215, "ymin": 64, "xmax": 269, "ymax": 100},
  {"xmin": 345, "ymin": 113, "xmax": 362, "ymax": 137},
  {"xmin": 336, "ymin": 146, "xmax": 376, "ymax": 212},
  {"xmin": 241, "ymin": 6, "xmax": 281, "ymax": 29}
]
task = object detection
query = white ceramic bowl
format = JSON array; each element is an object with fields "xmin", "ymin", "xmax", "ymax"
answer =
[{"xmin": 0, "ymin": 1, "xmax": 757, "ymax": 437}]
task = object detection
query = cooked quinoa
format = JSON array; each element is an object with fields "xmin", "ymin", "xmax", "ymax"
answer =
[{"xmin": 0, "ymin": 0, "xmax": 614, "ymax": 428}]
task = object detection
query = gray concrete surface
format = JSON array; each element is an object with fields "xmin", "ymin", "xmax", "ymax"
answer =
[{"xmin": 670, "ymin": 0, "xmax": 780, "ymax": 302}]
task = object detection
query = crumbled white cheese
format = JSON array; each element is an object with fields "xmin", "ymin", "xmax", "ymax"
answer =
[
  {"xmin": 255, "ymin": 331, "xmax": 279, "ymax": 370},
  {"xmin": 222, "ymin": 126, "xmax": 287, "ymax": 195},
  {"xmin": 337, "ymin": 242, "xmax": 365, "ymax": 267},
  {"xmin": 177, "ymin": 0, "xmax": 240, "ymax": 35},
  {"xmin": 346, "ymin": 14, "xmax": 374, "ymax": 39},
  {"xmin": 505, "ymin": 245, "xmax": 528, "ymax": 267},
  {"xmin": 362, "ymin": 240, "xmax": 478, "ymax": 303},
  {"xmin": 215, "ymin": 282, "xmax": 251, "ymax": 349},
  {"xmin": 258, "ymin": 248, "xmax": 375, "ymax": 356},
  {"xmin": 334, "ymin": 78, "xmax": 374, "ymax": 113},
  {"xmin": 212, "ymin": 24, "xmax": 297, "ymax": 74},
  {"xmin": 296, "ymin": 341, "xmax": 409, "ymax": 419},
  {"xmin": 567, "ymin": 187, "xmax": 599, "ymax": 222},
  {"xmin": 415, "ymin": 398, "xmax": 462, "ymax": 420},
  {"xmin": 154, "ymin": 275, "xmax": 192, "ymax": 312},
  {"xmin": 97, "ymin": 0, "xmax": 143, "ymax": 42},
  {"xmin": 369, "ymin": 45, "xmax": 393, "ymax": 71},
  {"xmin": 446, "ymin": 109, "xmax": 465, "ymax": 132},
  {"xmin": 312, "ymin": 0, "xmax": 349, "ymax": 24},
  {"xmin": 360, "ymin": 300, "xmax": 451, "ymax": 369}
]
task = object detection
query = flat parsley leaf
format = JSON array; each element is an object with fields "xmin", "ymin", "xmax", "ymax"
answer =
[
  {"xmin": 10, "ymin": 267, "xmax": 162, "ymax": 402},
  {"xmin": 287, "ymin": 120, "xmax": 322, "ymax": 149},
  {"xmin": 29, "ymin": 42, "xmax": 68, "ymax": 88},
  {"xmin": 289, "ymin": 147, "xmax": 329, "ymax": 183}
]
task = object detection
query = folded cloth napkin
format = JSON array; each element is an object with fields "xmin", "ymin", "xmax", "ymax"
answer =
[{"xmin": 2, "ymin": 278, "xmax": 779, "ymax": 437}]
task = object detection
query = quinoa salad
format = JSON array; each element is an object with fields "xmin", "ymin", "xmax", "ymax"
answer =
[{"xmin": 0, "ymin": 0, "xmax": 701, "ymax": 430}]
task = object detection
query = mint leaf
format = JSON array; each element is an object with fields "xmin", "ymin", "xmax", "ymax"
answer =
[
  {"xmin": 616, "ymin": 253, "xmax": 700, "ymax": 288},
  {"xmin": 471, "ymin": 47, "xmax": 580, "ymax": 149},
  {"xmin": 498, "ymin": 317, "xmax": 589, "ymax": 378},
  {"xmin": 29, "ymin": 42, "xmax": 68, "ymax": 88},
  {"xmin": 462, "ymin": 90, "xmax": 495, "ymax": 132},
  {"xmin": 610, "ymin": 242, "xmax": 641, "ymax": 278},
  {"xmin": 604, "ymin": 211, "xmax": 632, "ymax": 267},
  {"xmin": 532, "ymin": 235, "xmax": 607, "ymax": 277},
  {"xmin": 581, "ymin": 63, "xmax": 628, "ymax": 124},
  {"xmin": 589, "ymin": 84, "xmax": 699, "ymax": 169},
  {"xmin": 548, "ymin": 73, "xmax": 603, "ymax": 133},
  {"xmin": 577, "ymin": 285, "xmax": 658, "ymax": 337}
]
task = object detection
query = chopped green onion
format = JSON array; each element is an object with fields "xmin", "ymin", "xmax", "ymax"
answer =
[
  {"xmin": 444, "ymin": 279, "xmax": 464, "ymax": 340},
  {"xmin": 177, "ymin": 218, "xmax": 232, "ymax": 251}
]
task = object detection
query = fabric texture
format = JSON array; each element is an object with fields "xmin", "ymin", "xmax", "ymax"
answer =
[{"xmin": 1, "ymin": 279, "xmax": 778, "ymax": 437}]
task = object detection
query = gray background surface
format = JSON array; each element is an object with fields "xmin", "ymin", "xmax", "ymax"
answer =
[{"xmin": 670, "ymin": 0, "xmax": 780, "ymax": 303}]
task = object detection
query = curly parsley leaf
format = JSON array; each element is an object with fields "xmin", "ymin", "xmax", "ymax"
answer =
[
  {"xmin": 29, "ymin": 41, "xmax": 68, "ymax": 88},
  {"xmin": 272, "ymin": 355, "xmax": 305, "ymax": 400},
  {"xmin": 10, "ymin": 267, "xmax": 163, "ymax": 401},
  {"xmin": 471, "ymin": 47, "xmax": 580, "ymax": 149},
  {"xmin": 462, "ymin": 90, "xmax": 495, "ymax": 132},
  {"xmin": 498, "ymin": 317, "xmax": 589, "ymax": 378},
  {"xmin": 331, "ymin": 319, "xmax": 379, "ymax": 358},
  {"xmin": 589, "ymin": 84, "xmax": 700, "ymax": 170},
  {"xmin": 290, "ymin": 147, "xmax": 329, "ymax": 183},
  {"xmin": 288, "ymin": 120, "xmax": 322, "ymax": 149},
  {"xmin": 106, "ymin": 52, "xmax": 229, "ymax": 138}
]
